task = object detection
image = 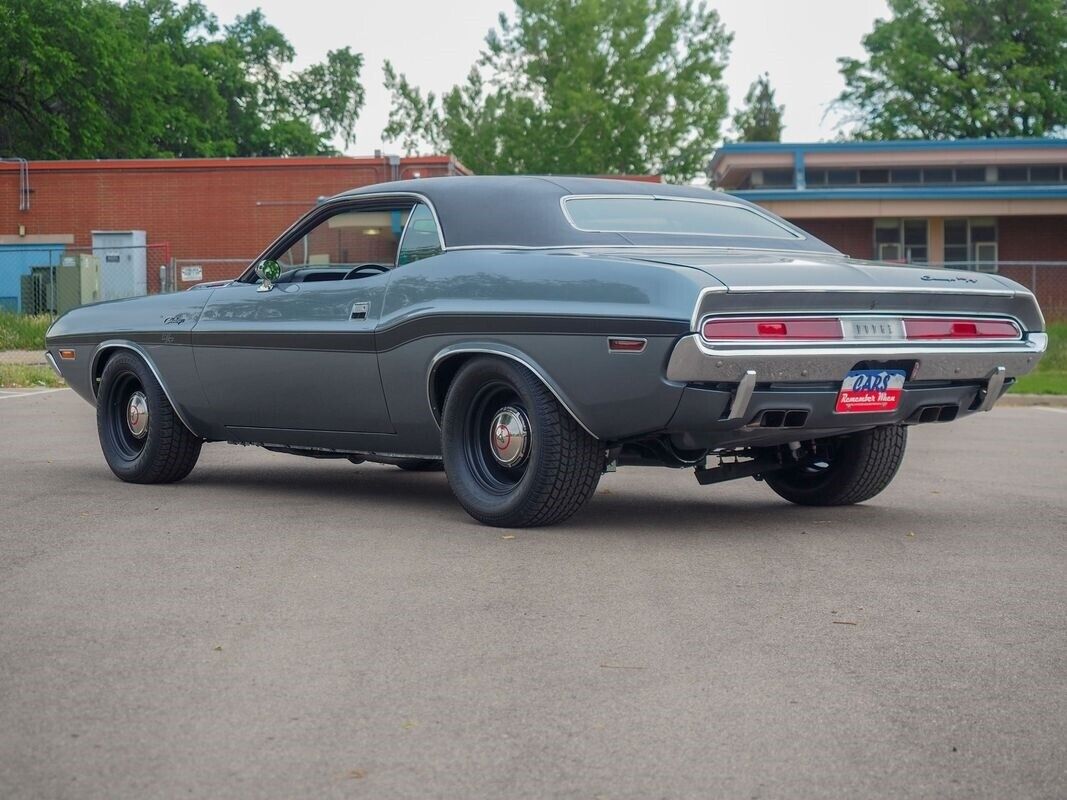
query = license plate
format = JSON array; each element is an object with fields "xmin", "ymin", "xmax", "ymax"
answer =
[
  {"xmin": 835, "ymin": 369, "xmax": 907, "ymax": 414},
  {"xmin": 844, "ymin": 317, "xmax": 904, "ymax": 340}
]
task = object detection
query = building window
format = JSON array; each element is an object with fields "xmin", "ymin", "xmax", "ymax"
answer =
[
  {"xmin": 758, "ymin": 169, "xmax": 794, "ymax": 187},
  {"xmin": 944, "ymin": 218, "xmax": 997, "ymax": 270},
  {"xmin": 996, "ymin": 164, "xmax": 1064, "ymax": 184},
  {"xmin": 874, "ymin": 219, "xmax": 928, "ymax": 263}
]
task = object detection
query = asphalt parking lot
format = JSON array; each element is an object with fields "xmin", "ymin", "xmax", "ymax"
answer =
[{"xmin": 1, "ymin": 389, "xmax": 1065, "ymax": 799}]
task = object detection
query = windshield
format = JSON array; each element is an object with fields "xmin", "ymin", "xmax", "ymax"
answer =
[{"xmin": 562, "ymin": 196, "xmax": 800, "ymax": 239}]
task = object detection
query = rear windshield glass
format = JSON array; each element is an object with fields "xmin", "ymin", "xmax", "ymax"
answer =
[{"xmin": 562, "ymin": 196, "xmax": 799, "ymax": 239}]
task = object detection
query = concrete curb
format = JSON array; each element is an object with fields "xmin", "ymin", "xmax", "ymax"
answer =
[{"xmin": 1000, "ymin": 393, "xmax": 1067, "ymax": 407}]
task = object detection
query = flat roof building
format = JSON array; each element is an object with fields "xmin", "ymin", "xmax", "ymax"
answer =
[{"xmin": 710, "ymin": 138, "xmax": 1067, "ymax": 316}]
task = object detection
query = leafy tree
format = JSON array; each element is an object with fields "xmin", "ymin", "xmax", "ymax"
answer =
[
  {"xmin": 383, "ymin": 0, "xmax": 732, "ymax": 181},
  {"xmin": 0, "ymin": 0, "xmax": 365, "ymax": 159},
  {"xmin": 837, "ymin": 0, "xmax": 1067, "ymax": 139},
  {"xmin": 731, "ymin": 73, "xmax": 784, "ymax": 142}
]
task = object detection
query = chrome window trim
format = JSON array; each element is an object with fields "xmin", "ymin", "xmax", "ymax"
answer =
[
  {"xmin": 239, "ymin": 191, "xmax": 448, "ymax": 282},
  {"xmin": 394, "ymin": 201, "xmax": 445, "ymax": 268},
  {"xmin": 695, "ymin": 312, "xmax": 1026, "ymax": 348},
  {"xmin": 426, "ymin": 345, "xmax": 597, "ymax": 438},
  {"xmin": 558, "ymin": 194, "xmax": 806, "ymax": 240}
]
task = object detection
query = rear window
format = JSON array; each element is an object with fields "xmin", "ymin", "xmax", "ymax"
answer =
[{"xmin": 562, "ymin": 196, "xmax": 800, "ymax": 239}]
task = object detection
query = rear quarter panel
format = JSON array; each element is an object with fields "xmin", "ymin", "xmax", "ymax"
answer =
[{"xmin": 376, "ymin": 250, "xmax": 713, "ymax": 449}]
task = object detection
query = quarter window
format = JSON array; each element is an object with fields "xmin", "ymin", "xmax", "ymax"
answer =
[{"xmin": 397, "ymin": 203, "xmax": 443, "ymax": 266}]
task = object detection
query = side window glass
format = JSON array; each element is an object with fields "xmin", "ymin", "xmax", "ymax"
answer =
[
  {"xmin": 275, "ymin": 206, "xmax": 408, "ymax": 276},
  {"xmin": 397, "ymin": 203, "xmax": 443, "ymax": 267}
]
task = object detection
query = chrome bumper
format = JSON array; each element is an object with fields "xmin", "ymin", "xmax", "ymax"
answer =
[
  {"xmin": 666, "ymin": 333, "xmax": 1047, "ymax": 384},
  {"xmin": 667, "ymin": 333, "xmax": 1047, "ymax": 419},
  {"xmin": 44, "ymin": 351, "xmax": 63, "ymax": 377}
]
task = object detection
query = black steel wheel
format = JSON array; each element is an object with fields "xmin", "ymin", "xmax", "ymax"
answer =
[
  {"xmin": 441, "ymin": 357, "xmax": 602, "ymax": 527},
  {"xmin": 96, "ymin": 351, "xmax": 202, "ymax": 484},
  {"xmin": 764, "ymin": 426, "xmax": 908, "ymax": 506}
]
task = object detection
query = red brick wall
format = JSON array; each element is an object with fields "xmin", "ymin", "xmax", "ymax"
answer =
[
  {"xmin": 0, "ymin": 156, "xmax": 461, "ymax": 268},
  {"xmin": 788, "ymin": 218, "xmax": 873, "ymax": 259},
  {"xmin": 997, "ymin": 216, "xmax": 1067, "ymax": 262}
]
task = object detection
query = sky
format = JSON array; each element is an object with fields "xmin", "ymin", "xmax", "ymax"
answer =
[{"xmin": 202, "ymin": 0, "xmax": 892, "ymax": 155}]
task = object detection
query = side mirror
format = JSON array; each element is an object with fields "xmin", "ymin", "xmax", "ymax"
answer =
[{"xmin": 256, "ymin": 259, "xmax": 281, "ymax": 292}]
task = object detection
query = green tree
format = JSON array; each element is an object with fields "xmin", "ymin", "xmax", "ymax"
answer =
[
  {"xmin": 383, "ymin": 0, "xmax": 732, "ymax": 181},
  {"xmin": 837, "ymin": 0, "xmax": 1067, "ymax": 139},
  {"xmin": 731, "ymin": 73, "xmax": 784, "ymax": 142},
  {"xmin": 0, "ymin": 0, "xmax": 365, "ymax": 159}
]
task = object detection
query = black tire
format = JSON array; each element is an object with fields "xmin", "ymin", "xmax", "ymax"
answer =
[
  {"xmin": 394, "ymin": 459, "xmax": 445, "ymax": 472},
  {"xmin": 441, "ymin": 357, "xmax": 602, "ymax": 527},
  {"xmin": 764, "ymin": 425, "xmax": 907, "ymax": 506},
  {"xmin": 96, "ymin": 351, "xmax": 202, "ymax": 484}
]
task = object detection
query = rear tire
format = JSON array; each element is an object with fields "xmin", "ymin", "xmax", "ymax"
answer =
[
  {"xmin": 764, "ymin": 426, "xmax": 907, "ymax": 506},
  {"xmin": 441, "ymin": 357, "xmax": 602, "ymax": 527},
  {"xmin": 96, "ymin": 351, "xmax": 202, "ymax": 484}
]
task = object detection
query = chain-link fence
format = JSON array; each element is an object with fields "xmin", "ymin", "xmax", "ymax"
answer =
[
  {"xmin": 2, "ymin": 243, "xmax": 1065, "ymax": 322},
  {"xmin": 164, "ymin": 258, "xmax": 253, "ymax": 293},
  {"xmin": 943, "ymin": 262, "xmax": 1067, "ymax": 320},
  {"xmin": 0, "ymin": 243, "xmax": 170, "ymax": 317}
]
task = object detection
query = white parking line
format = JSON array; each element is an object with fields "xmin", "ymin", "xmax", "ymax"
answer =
[
  {"xmin": 1028, "ymin": 406, "xmax": 1067, "ymax": 414},
  {"xmin": 0, "ymin": 388, "xmax": 69, "ymax": 400}
]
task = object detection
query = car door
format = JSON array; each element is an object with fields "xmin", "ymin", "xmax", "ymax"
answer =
[{"xmin": 192, "ymin": 199, "xmax": 413, "ymax": 437}]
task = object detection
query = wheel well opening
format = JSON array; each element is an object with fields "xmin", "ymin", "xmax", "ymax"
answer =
[
  {"xmin": 91, "ymin": 347, "xmax": 122, "ymax": 398},
  {"xmin": 431, "ymin": 353, "xmax": 478, "ymax": 421}
]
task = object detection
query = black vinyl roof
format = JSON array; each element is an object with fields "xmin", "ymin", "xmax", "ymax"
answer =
[{"xmin": 339, "ymin": 175, "xmax": 838, "ymax": 253}]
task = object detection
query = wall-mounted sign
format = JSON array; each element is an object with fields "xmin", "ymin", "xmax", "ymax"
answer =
[
  {"xmin": 105, "ymin": 254, "xmax": 121, "ymax": 263},
  {"xmin": 180, "ymin": 265, "xmax": 203, "ymax": 282}
]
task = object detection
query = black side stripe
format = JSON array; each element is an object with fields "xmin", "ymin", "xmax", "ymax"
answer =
[{"xmin": 48, "ymin": 314, "xmax": 690, "ymax": 353}]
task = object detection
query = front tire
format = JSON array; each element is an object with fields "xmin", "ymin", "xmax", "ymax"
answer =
[
  {"xmin": 96, "ymin": 351, "xmax": 202, "ymax": 484},
  {"xmin": 441, "ymin": 357, "xmax": 602, "ymax": 527},
  {"xmin": 764, "ymin": 425, "xmax": 907, "ymax": 506}
]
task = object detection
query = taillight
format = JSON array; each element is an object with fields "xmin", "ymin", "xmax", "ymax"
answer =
[
  {"xmin": 903, "ymin": 318, "xmax": 1021, "ymax": 340},
  {"xmin": 701, "ymin": 317, "xmax": 843, "ymax": 341}
]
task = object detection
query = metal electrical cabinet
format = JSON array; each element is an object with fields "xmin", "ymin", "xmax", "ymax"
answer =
[
  {"xmin": 92, "ymin": 230, "xmax": 147, "ymax": 300},
  {"xmin": 57, "ymin": 253, "xmax": 101, "ymax": 309}
]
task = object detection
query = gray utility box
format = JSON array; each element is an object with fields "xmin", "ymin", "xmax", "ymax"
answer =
[{"xmin": 92, "ymin": 230, "xmax": 147, "ymax": 300}]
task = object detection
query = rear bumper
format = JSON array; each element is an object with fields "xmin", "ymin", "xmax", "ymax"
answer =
[{"xmin": 666, "ymin": 332, "xmax": 1047, "ymax": 384}]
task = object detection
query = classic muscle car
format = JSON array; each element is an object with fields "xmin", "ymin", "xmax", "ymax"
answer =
[{"xmin": 46, "ymin": 176, "xmax": 1047, "ymax": 527}]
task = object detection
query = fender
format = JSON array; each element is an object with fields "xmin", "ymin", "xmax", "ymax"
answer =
[
  {"xmin": 426, "ymin": 342, "xmax": 598, "ymax": 439},
  {"xmin": 89, "ymin": 340, "xmax": 202, "ymax": 437}
]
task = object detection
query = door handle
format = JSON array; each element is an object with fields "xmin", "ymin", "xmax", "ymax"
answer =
[{"xmin": 350, "ymin": 302, "xmax": 369, "ymax": 320}]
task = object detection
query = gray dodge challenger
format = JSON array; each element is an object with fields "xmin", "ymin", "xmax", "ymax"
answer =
[{"xmin": 46, "ymin": 176, "xmax": 1047, "ymax": 527}]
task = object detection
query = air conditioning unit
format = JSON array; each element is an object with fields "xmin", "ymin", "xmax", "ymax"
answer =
[{"xmin": 19, "ymin": 266, "xmax": 57, "ymax": 315}]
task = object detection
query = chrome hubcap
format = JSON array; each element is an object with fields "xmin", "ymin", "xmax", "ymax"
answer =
[
  {"xmin": 489, "ymin": 406, "xmax": 529, "ymax": 467},
  {"xmin": 126, "ymin": 391, "xmax": 149, "ymax": 439}
]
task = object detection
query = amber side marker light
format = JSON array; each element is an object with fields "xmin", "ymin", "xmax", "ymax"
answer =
[
  {"xmin": 608, "ymin": 337, "xmax": 647, "ymax": 353},
  {"xmin": 58, "ymin": 349, "xmax": 76, "ymax": 360}
]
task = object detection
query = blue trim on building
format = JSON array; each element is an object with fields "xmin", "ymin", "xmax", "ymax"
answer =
[
  {"xmin": 730, "ymin": 185, "xmax": 1067, "ymax": 202},
  {"xmin": 709, "ymin": 137, "xmax": 1067, "ymax": 174}
]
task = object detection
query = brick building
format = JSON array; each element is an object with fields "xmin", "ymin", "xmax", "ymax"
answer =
[
  {"xmin": 0, "ymin": 154, "xmax": 466, "ymax": 307},
  {"xmin": 709, "ymin": 138, "xmax": 1067, "ymax": 316}
]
